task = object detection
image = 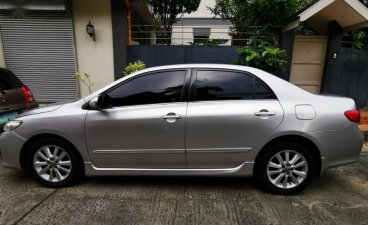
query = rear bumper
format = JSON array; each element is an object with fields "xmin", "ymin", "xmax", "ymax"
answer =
[
  {"xmin": 307, "ymin": 124, "xmax": 364, "ymax": 174},
  {"xmin": 0, "ymin": 131, "xmax": 26, "ymax": 169}
]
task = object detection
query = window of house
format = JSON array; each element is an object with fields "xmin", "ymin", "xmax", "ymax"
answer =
[{"xmin": 193, "ymin": 28, "xmax": 211, "ymax": 44}]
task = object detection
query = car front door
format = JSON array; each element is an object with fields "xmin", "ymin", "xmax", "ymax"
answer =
[
  {"xmin": 185, "ymin": 69, "xmax": 284, "ymax": 169},
  {"xmin": 85, "ymin": 69, "xmax": 190, "ymax": 169}
]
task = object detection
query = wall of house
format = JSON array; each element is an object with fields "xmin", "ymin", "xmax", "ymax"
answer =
[
  {"xmin": 171, "ymin": 23, "xmax": 232, "ymax": 46},
  {"xmin": 73, "ymin": 0, "xmax": 115, "ymax": 97},
  {"xmin": 0, "ymin": 32, "xmax": 6, "ymax": 68}
]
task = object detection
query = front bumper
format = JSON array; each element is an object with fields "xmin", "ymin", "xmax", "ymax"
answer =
[
  {"xmin": 0, "ymin": 102, "xmax": 38, "ymax": 133},
  {"xmin": 0, "ymin": 131, "xmax": 26, "ymax": 169}
]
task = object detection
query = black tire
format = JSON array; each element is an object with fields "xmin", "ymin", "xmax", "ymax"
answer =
[
  {"xmin": 27, "ymin": 137, "xmax": 83, "ymax": 188},
  {"xmin": 256, "ymin": 142, "xmax": 315, "ymax": 195}
]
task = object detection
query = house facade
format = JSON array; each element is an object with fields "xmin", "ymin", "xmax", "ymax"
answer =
[
  {"xmin": 0, "ymin": 0, "xmax": 153, "ymax": 102},
  {"xmin": 0, "ymin": 0, "xmax": 367, "ymax": 108}
]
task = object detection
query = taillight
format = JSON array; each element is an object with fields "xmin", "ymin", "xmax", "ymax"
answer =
[
  {"xmin": 344, "ymin": 110, "xmax": 360, "ymax": 123},
  {"xmin": 22, "ymin": 85, "xmax": 35, "ymax": 103}
]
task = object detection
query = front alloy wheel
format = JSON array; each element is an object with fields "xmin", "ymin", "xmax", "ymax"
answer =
[
  {"xmin": 28, "ymin": 137, "xmax": 82, "ymax": 187},
  {"xmin": 33, "ymin": 145, "xmax": 72, "ymax": 183},
  {"xmin": 257, "ymin": 143, "xmax": 315, "ymax": 195}
]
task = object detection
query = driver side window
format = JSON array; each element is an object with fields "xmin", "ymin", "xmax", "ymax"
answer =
[{"xmin": 106, "ymin": 70, "xmax": 186, "ymax": 107}]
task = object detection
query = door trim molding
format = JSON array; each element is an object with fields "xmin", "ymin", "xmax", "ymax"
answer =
[{"xmin": 92, "ymin": 149, "xmax": 185, "ymax": 154}]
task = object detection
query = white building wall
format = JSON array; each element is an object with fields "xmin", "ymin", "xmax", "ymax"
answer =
[
  {"xmin": 171, "ymin": 26, "xmax": 231, "ymax": 45},
  {"xmin": 0, "ymin": 32, "xmax": 6, "ymax": 68},
  {"xmin": 73, "ymin": 0, "xmax": 115, "ymax": 97}
]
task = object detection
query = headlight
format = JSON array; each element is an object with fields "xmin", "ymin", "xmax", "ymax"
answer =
[{"xmin": 4, "ymin": 121, "xmax": 23, "ymax": 132}]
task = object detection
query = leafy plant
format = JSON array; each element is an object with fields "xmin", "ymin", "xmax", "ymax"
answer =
[
  {"xmin": 342, "ymin": 28, "xmax": 368, "ymax": 50},
  {"xmin": 123, "ymin": 60, "xmax": 146, "ymax": 76},
  {"xmin": 208, "ymin": 0, "xmax": 313, "ymax": 45},
  {"xmin": 73, "ymin": 72, "xmax": 94, "ymax": 94},
  {"xmin": 235, "ymin": 43, "xmax": 287, "ymax": 73},
  {"xmin": 189, "ymin": 38, "xmax": 228, "ymax": 46}
]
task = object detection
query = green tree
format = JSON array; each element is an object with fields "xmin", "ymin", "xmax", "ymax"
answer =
[
  {"xmin": 208, "ymin": 0, "xmax": 313, "ymax": 45},
  {"xmin": 345, "ymin": 0, "xmax": 368, "ymax": 49},
  {"xmin": 148, "ymin": 0, "xmax": 201, "ymax": 45}
]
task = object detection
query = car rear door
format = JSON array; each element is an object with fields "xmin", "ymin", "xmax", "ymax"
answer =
[
  {"xmin": 185, "ymin": 69, "xmax": 284, "ymax": 169},
  {"xmin": 85, "ymin": 69, "xmax": 191, "ymax": 169}
]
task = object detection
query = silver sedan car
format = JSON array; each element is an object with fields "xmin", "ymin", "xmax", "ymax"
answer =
[{"xmin": 0, "ymin": 64, "xmax": 364, "ymax": 194}]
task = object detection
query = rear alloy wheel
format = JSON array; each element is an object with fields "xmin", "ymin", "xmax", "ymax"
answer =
[
  {"xmin": 257, "ymin": 143, "xmax": 315, "ymax": 195},
  {"xmin": 28, "ymin": 137, "xmax": 82, "ymax": 187}
]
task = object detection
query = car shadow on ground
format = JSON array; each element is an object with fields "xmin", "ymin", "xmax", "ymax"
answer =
[
  {"xmin": 84, "ymin": 175, "xmax": 257, "ymax": 188},
  {"xmin": 0, "ymin": 167, "xmax": 346, "ymax": 195}
]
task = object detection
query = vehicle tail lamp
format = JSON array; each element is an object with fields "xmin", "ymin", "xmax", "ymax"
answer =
[
  {"xmin": 22, "ymin": 85, "xmax": 35, "ymax": 103},
  {"xmin": 344, "ymin": 110, "xmax": 360, "ymax": 123}
]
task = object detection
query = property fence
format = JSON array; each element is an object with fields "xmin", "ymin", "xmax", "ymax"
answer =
[
  {"xmin": 128, "ymin": 45, "xmax": 240, "ymax": 67},
  {"xmin": 322, "ymin": 48, "xmax": 368, "ymax": 108},
  {"xmin": 131, "ymin": 23, "xmax": 275, "ymax": 46}
]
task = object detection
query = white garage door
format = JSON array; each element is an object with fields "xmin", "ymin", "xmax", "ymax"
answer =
[{"xmin": 0, "ymin": 11, "xmax": 79, "ymax": 103}]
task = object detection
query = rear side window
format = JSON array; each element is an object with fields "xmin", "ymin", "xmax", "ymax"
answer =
[
  {"xmin": 0, "ymin": 69, "xmax": 23, "ymax": 90},
  {"xmin": 195, "ymin": 70, "xmax": 276, "ymax": 101},
  {"xmin": 106, "ymin": 70, "xmax": 186, "ymax": 107}
]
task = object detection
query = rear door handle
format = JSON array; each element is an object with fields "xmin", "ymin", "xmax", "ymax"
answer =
[{"xmin": 254, "ymin": 110, "xmax": 276, "ymax": 117}]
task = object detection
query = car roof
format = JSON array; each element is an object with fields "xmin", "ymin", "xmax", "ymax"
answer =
[
  {"xmin": 84, "ymin": 64, "xmax": 314, "ymax": 102},
  {"xmin": 138, "ymin": 64, "xmax": 252, "ymax": 72}
]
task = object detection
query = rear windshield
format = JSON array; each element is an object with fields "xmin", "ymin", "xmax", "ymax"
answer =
[{"xmin": 0, "ymin": 69, "xmax": 23, "ymax": 90}]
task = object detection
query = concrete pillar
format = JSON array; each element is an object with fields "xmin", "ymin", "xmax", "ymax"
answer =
[
  {"xmin": 278, "ymin": 28, "xmax": 295, "ymax": 81},
  {"xmin": 111, "ymin": 0, "xmax": 128, "ymax": 80},
  {"xmin": 321, "ymin": 20, "xmax": 342, "ymax": 92}
]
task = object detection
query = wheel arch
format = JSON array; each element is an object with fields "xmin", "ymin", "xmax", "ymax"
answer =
[
  {"xmin": 254, "ymin": 135, "xmax": 322, "ymax": 176},
  {"xmin": 19, "ymin": 133, "xmax": 84, "ymax": 173}
]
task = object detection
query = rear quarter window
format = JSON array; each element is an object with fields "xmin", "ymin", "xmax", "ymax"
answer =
[{"xmin": 0, "ymin": 69, "xmax": 23, "ymax": 90}]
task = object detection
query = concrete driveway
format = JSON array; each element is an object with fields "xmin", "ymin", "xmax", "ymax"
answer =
[{"xmin": 1, "ymin": 147, "xmax": 368, "ymax": 225}]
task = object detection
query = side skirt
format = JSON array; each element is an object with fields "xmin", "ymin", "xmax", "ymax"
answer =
[{"xmin": 84, "ymin": 162, "xmax": 254, "ymax": 177}]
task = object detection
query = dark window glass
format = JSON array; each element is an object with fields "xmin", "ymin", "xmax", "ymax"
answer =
[
  {"xmin": 0, "ymin": 69, "xmax": 23, "ymax": 90},
  {"xmin": 106, "ymin": 71, "xmax": 186, "ymax": 107},
  {"xmin": 254, "ymin": 79, "xmax": 275, "ymax": 99},
  {"xmin": 195, "ymin": 71, "xmax": 254, "ymax": 101},
  {"xmin": 195, "ymin": 70, "xmax": 275, "ymax": 101}
]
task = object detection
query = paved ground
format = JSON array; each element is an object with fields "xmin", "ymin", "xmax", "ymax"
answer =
[{"xmin": 1, "ymin": 146, "xmax": 368, "ymax": 225}]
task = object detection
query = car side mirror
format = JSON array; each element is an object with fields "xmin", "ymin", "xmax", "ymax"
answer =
[{"xmin": 89, "ymin": 96, "xmax": 100, "ymax": 110}]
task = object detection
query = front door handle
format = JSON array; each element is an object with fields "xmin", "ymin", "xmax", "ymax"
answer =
[
  {"xmin": 254, "ymin": 110, "xmax": 276, "ymax": 117},
  {"xmin": 162, "ymin": 113, "xmax": 183, "ymax": 123}
]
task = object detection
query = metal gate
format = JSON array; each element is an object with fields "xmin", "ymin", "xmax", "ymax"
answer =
[{"xmin": 0, "ymin": 11, "xmax": 78, "ymax": 103}]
